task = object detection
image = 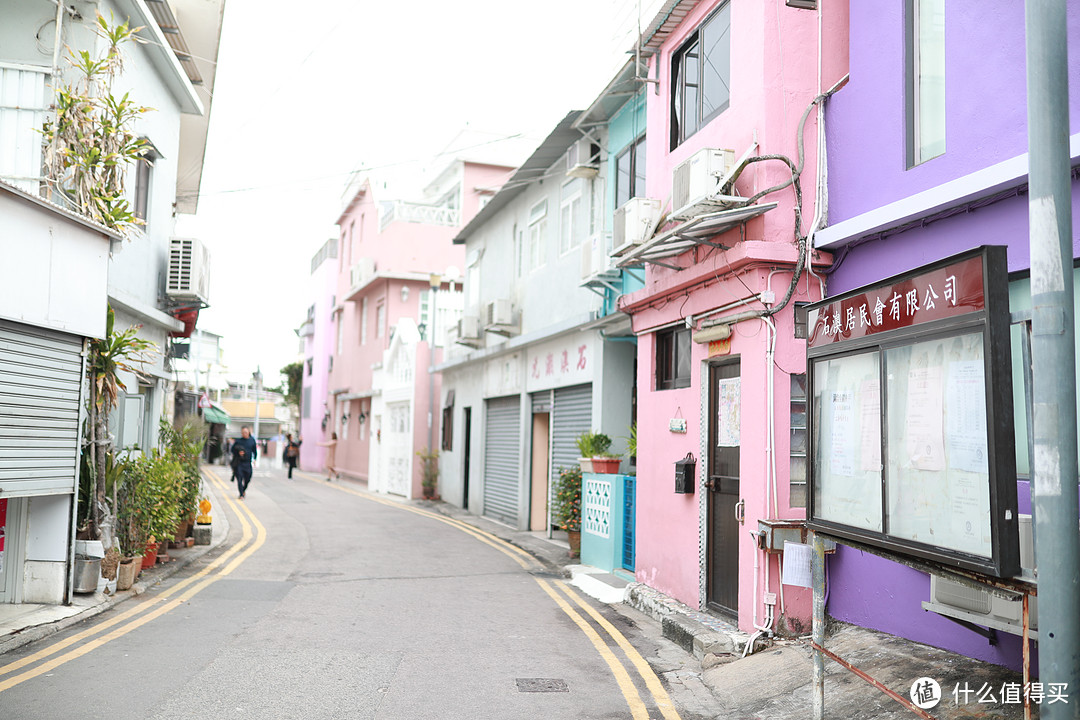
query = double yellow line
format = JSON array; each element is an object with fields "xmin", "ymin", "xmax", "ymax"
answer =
[
  {"xmin": 296, "ymin": 471, "xmax": 682, "ymax": 720},
  {"xmin": 0, "ymin": 467, "xmax": 264, "ymax": 693}
]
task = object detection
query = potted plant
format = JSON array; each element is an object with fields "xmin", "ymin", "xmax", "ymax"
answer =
[
  {"xmin": 625, "ymin": 424, "xmax": 637, "ymax": 472},
  {"xmin": 160, "ymin": 419, "xmax": 206, "ymax": 545},
  {"xmin": 575, "ymin": 431, "xmax": 612, "ymax": 473},
  {"xmin": 552, "ymin": 466, "xmax": 582, "ymax": 557},
  {"xmin": 118, "ymin": 454, "xmax": 183, "ymax": 571},
  {"xmin": 416, "ymin": 447, "xmax": 440, "ymax": 500},
  {"xmin": 592, "ymin": 453, "xmax": 623, "ymax": 474}
]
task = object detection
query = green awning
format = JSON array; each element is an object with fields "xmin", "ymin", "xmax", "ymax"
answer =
[{"xmin": 203, "ymin": 407, "xmax": 230, "ymax": 425}]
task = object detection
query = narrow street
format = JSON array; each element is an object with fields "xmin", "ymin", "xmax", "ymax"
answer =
[{"xmin": 0, "ymin": 465, "xmax": 713, "ymax": 720}]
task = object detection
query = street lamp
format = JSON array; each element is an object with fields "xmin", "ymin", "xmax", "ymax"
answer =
[{"xmin": 252, "ymin": 367, "xmax": 263, "ymax": 465}]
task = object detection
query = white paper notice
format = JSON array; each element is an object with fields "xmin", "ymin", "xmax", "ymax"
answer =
[
  {"xmin": 782, "ymin": 542, "xmax": 814, "ymax": 588},
  {"xmin": 946, "ymin": 360, "xmax": 988, "ymax": 474},
  {"xmin": 905, "ymin": 366, "xmax": 946, "ymax": 471},
  {"xmin": 830, "ymin": 391, "xmax": 856, "ymax": 477},
  {"xmin": 859, "ymin": 379, "xmax": 881, "ymax": 472},
  {"xmin": 717, "ymin": 377, "xmax": 741, "ymax": 447}
]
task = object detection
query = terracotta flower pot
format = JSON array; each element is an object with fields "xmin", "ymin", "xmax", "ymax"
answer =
[
  {"xmin": 142, "ymin": 542, "xmax": 158, "ymax": 569},
  {"xmin": 567, "ymin": 530, "xmax": 581, "ymax": 557},
  {"xmin": 592, "ymin": 457, "xmax": 622, "ymax": 474}
]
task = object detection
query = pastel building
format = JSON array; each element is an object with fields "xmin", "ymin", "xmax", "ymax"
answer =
[
  {"xmin": 298, "ymin": 238, "xmax": 338, "ymax": 475},
  {"xmin": 814, "ymin": 0, "xmax": 1080, "ymax": 670},
  {"xmin": 323, "ymin": 160, "xmax": 513, "ymax": 498},
  {"xmin": 614, "ymin": 0, "xmax": 846, "ymax": 633}
]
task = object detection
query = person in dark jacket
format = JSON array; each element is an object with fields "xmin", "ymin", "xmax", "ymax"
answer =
[
  {"xmin": 232, "ymin": 426, "xmax": 258, "ymax": 499},
  {"xmin": 284, "ymin": 433, "xmax": 302, "ymax": 479}
]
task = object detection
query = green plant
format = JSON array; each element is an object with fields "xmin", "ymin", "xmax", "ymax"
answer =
[
  {"xmin": 41, "ymin": 14, "xmax": 153, "ymax": 234},
  {"xmin": 625, "ymin": 424, "xmax": 637, "ymax": 459},
  {"xmin": 116, "ymin": 453, "xmax": 183, "ymax": 556},
  {"xmin": 159, "ymin": 418, "xmax": 206, "ymax": 521},
  {"xmin": 552, "ymin": 466, "xmax": 582, "ymax": 532},
  {"xmin": 575, "ymin": 431, "xmax": 612, "ymax": 458},
  {"xmin": 416, "ymin": 447, "xmax": 439, "ymax": 499}
]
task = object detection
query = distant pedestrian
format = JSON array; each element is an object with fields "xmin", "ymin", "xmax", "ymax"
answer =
[
  {"xmin": 284, "ymin": 433, "xmax": 302, "ymax": 479},
  {"xmin": 316, "ymin": 432, "xmax": 338, "ymax": 481},
  {"xmin": 232, "ymin": 426, "xmax": 258, "ymax": 499}
]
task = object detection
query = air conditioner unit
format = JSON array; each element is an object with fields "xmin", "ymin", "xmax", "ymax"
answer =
[
  {"xmin": 671, "ymin": 148, "xmax": 737, "ymax": 219},
  {"xmin": 486, "ymin": 298, "xmax": 514, "ymax": 327},
  {"xmin": 581, "ymin": 232, "xmax": 614, "ymax": 281},
  {"xmin": 925, "ymin": 515, "xmax": 1038, "ymax": 634},
  {"xmin": 350, "ymin": 257, "xmax": 376, "ymax": 288},
  {"xmin": 566, "ymin": 138, "xmax": 600, "ymax": 179},
  {"xmin": 455, "ymin": 315, "xmax": 482, "ymax": 348},
  {"xmin": 166, "ymin": 238, "xmax": 211, "ymax": 304},
  {"xmin": 611, "ymin": 197, "xmax": 663, "ymax": 256}
]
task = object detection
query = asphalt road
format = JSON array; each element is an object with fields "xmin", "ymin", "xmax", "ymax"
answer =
[{"xmin": 0, "ymin": 464, "xmax": 710, "ymax": 720}]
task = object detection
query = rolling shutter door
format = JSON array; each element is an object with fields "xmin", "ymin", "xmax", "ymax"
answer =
[
  {"xmin": 0, "ymin": 321, "xmax": 84, "ymax": 497},
  {"xmin": 551, "ymin": 384, "xmax": 592, "ymax": 486},
  {"xmin": 483, "ymin": 395, "xmax": 520, "ymax": 525}
]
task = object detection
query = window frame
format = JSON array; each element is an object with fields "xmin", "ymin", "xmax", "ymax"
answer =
[
  {"xmin": 905, "ymin": 0, "xmax": 946, "ymax": 167},
  {"xmin": 615, "ymin": 134, "xmax": 647, "ymax": 210},
  {"xmin": 670, "ymin": 2, "xmax": 732, "ymax": 150},
  {"xmin": 528, "ymin": 199, "xmax": 547, "ymax": 271},
  {"xmin": 559, "ymin": 178, "xmax": 585, "ymax": 255},
  {"xmin": 655, "ymin": 326, "xmax": 692, "ymax": 390}
]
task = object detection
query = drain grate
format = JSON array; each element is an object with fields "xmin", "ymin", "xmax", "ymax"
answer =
[{"xmin": 516, "ymin": 678, "xmax": 569, "ymax": 693}]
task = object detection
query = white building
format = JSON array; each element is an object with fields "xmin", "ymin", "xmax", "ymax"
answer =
[{"xmin": 0, "ymin": 0, "xmax": 224, "ymax": 603}]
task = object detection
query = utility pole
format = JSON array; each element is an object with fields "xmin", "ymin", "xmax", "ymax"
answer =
[
  {"xmin": 1025, "ymin": 1, "xmax": 1080, "ymax": 713},
  {"xmin": 253, "ymin": 366, "xmax": 263, "ymax": 466}
]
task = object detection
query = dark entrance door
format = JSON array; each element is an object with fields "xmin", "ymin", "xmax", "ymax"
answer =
[
  {"xmin": 706, "ymin": 359, "xmax": 741, "ymax": 615},
  {"xmin": 462, "ymin": 407, "xmax": 472, "ymax": 510}
]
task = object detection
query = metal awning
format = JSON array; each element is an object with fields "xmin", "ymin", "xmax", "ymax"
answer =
[
  {"xmin": 338, "ymin": 389, "xmax": 380, "ymax": 401},
  {"xmin": 615, "ymin": 202, "xmax": 777, "ymax": 270},
  {"xmin": 144, "ymin": 0, "xmax": 203, "ymax": 85},
  {"xmin": 202, "ymin": 406, "xmax": 229, "ymax": 424}
]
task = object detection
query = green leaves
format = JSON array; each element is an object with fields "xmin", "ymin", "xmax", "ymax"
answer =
[{"xmin": 552, "ymin": 466, "xmax": 582, "ymax": 532}]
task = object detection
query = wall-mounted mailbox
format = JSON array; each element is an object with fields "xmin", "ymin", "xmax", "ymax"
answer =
[{"xmin": 674, "ymin": 453, "xmax": 696, "ymax": 494}]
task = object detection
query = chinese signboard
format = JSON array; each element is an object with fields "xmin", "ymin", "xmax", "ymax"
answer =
[
  {"xmin": 525, "ymin": 335, "xmax": 594, "ymax": 393},
  {"xmin": 806, "ymin": 246, "xmax": 1019, "ymax": 577}
]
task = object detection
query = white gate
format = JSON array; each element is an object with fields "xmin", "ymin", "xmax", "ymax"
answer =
[{"xmin": 385, "ymin": 401, "xmax": 412, "ymax": 496}]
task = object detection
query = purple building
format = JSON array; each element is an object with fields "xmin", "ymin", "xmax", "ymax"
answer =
[{"xmin": 814, "ymin": 1, "xmax": 1080, "ymax": 670}]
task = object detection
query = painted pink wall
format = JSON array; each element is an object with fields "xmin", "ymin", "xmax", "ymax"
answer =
[
  {"xmin": 623, "ymin": 0, "xmax": 845, "ymax": 631},
  {"xmin": 299, "ymin": 251, "xmax": 337, "ymax": 473}
]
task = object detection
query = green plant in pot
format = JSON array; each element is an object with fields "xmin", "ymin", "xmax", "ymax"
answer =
[
  {"xmin": 416, "ymin": 447, "xmax": 439, "ymax": 500},
  {"xmin": 160, "ymin": 419, "xmax": 206, "ymax": 542},
  {"xmin": 552, "ymin": 466, "xmax": 582, "ymax": 557},
  {"xmin": 575, "ymin": 431, "xmax": 612, "ymax": 472},
  {"xmin": 117, "ymin": 453, "xmax": 183, "ymax": 569}
]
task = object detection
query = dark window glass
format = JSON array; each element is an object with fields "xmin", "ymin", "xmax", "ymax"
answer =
[
  {"xmin": 615, "ymin": 134, "xmax": 647, "ymax": 209},
  {"xmin": 671, "ymin": 3, "xmax": 731, "ymax": 149},
  {"xmin": 656, "ymin": 326, "xmax": 692, "ymax": 390}
]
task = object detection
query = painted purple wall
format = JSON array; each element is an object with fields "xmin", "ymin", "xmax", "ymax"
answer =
[{"xmin": 826, "ymin": 1, "xmax": 1080, "ymax": 225}]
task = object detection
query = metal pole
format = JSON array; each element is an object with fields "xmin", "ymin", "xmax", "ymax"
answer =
[
  {"xmin": 1025, "ymin": 1, "xmax": 1080, "ymax": 714},
  {"xmin": 812, "ymin": 532, "xmax": 825, "ymax": 720},
  {"xmin": 253, "ymin": 367, "xmax": 262, "ymax": 465}
]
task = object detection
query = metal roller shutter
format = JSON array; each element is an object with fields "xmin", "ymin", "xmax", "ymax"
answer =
[
  {"xmin": 483, "ymin": 395, "xmax": 520, "ymax": 525},
  {"xmin": 551, "ymin": 384, "xmax": 592, "ymax": 486},
  {"xmin": 0, "ymin": 320, "xmax": 84, "ymax": 497}
]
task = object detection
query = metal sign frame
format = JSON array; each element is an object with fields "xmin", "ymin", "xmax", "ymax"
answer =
[{"xmin": 805, "ymin": 246, "xmax": 1019, "ymax": 577}]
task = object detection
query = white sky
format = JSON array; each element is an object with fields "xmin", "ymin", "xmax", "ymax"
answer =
[{"xmin": 176, "ymin": 0, "xmax": 648, "ymax": 388}]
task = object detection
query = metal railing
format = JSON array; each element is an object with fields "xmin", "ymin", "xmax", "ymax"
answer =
[{"xmin": 378, "ymin": 200, "xmax": 460, "ymax": 232}]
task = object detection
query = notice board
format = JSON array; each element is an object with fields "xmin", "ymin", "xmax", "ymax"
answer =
[{"xmin": 805, "ymin": 246, "xmax": 1019, "ymax": 577}]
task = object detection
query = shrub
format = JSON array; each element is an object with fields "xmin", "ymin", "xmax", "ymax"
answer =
[{"xmin": 552, "ymin": 466, "xmax": 582, "ymax": 532}]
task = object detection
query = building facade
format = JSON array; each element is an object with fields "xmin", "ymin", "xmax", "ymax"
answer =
[{"xmin": 298, "ymin": 239, "xmax": 339, "ymax": 475}]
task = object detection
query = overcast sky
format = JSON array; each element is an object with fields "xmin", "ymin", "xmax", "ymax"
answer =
[{"xmin": 176, "ymin": 0, "xmax": 649, "ymax": 387}]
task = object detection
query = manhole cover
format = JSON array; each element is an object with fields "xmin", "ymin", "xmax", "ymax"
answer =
[{"xmin": 516, "ymin": 678, "xmax": 569, "ymax": 693}]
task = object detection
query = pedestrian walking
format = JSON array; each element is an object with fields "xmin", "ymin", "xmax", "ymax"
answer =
[
  {"xmin": 284, "ymin": 433, "xmax": 302, "ymax": 479},
  {"xmin": 232, "ymin": 426, "xmax": 258, "ymax": 499},
  {"xmin": 316, "ymin": 432, "xmax": 338, "ymax": 481}
]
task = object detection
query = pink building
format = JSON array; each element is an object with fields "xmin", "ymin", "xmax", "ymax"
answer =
[
  {"xmin": 321, "ymin": 161, "xmax": 513, "ymax": 497},
  {"xmin": 616, "ymin": 0, "xmax": 847, "ymax": 635},
  {"xmin": 298, "ymin": 238, "xmax": 338, "ymax": 474}
]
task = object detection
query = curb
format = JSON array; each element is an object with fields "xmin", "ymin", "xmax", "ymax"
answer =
[{"xmin": 0, "ymin": 469, "xmax": 231, "ymax": 657}]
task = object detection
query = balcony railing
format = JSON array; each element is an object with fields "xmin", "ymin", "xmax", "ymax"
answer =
[{"xmin": 379, "ymin": 200, "xmax": 460, "ymax": 232}]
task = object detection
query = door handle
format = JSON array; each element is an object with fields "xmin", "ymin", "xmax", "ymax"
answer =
[{"xmin": 734, "ymin": 499, "xmax": 745, "ymax": 525}]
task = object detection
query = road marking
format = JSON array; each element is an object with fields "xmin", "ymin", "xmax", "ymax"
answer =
[
  {"xmin": 0, "ymin": 468, "xmax": 265, "ymax": 693},
  {"xmin": 295, "ymin": 470, "xmax": 681, "ymax": 719},
  {"xmin": 535, "ymin": 577, "xmax": 650, "ymax": 720}
]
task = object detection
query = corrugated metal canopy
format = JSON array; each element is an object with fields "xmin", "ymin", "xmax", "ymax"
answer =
[
  {"xmin": 452, "ymin": 111, "xmax": 583, "ymax": 245},
  {"xmin": 615, "ymin": 202, "xmax": 777, "ymax": 268},
  {"xmin": 637, "ymin": 0, "xmax": 701, "ymax": 56},
  {"xmin": 144, "ymin": 0, "xmax": 203, "ymax": 85}
]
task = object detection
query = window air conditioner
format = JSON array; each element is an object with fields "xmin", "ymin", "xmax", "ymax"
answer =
[
  {"xmin": 581, "ymin": 232, "xmax": 614, "ymax": 281},
  {"xmin": 611, "ymin": 197, "xmax": 662, "ymax": 256},
  {"xmin": 166, "ymin": 238, "xmax": 211, "ymax": 304},
  {"xmin": 485, "ymin": 298, "xmax": 514, "ymax": 327},
  {"xmin": 455, "ymin": 315, "xmax": 482, "ymax": 348},
  {"xmin": 925, "ymin": 515, "xmax": 1038, "ymax": 635},
  {"xmin": 671, "ymin": 147, "xmax": 737, "ymax": 219},
  {"xmin": 566, "ymin": 138, "xmax": 600, "ymax": 179}
]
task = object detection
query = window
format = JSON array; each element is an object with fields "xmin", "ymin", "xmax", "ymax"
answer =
[
  {"xmin": 907, "ymin": 0, "xmax": 946, "ymax": 166},
  {"xmin": 559, "ymin": 178, "xmax": 585, "ymax": 254},
  {"xmin": 670, "ymin": 3, "xmax": 731, "ymax": 149},
  {"xmin": 375, "ymin": 302, "xmax": 385, "ymax": 339},
  {"xmin": 656, "ymin": 326, "xmax": 692, "ymax": 390},
  {"xmin": 302, "ymin": 386, "xmax": 312, "ymax": 418},
  {"xmin": 528, "ymin": 200, "xmax": 547, "ymax": 270},
  {"xmin": 615, "ymin": 135, "xmax": 647, "ymax": 210},
  {"xmin": 513, "ymin": 223, "xmax": 524, "ymax": 278},
  {"xmin": 134, "ymin": 144, "xmax": 159, "ymax": 226},
  {"xmin": 790, "ymin": 374, "xmax": 808, "ymax": 507},
  {"xmin": 336, "ymin": 315, "xmax": 343, "ymax": 354},
  {"xmin": 360, "ymin": 297, "xmax": 368, "ymax": 345},
  {"xmin": 419, "ymin": 290, "xmax": 432, "ymax": 341},
  {"xmin": 305, "ymin": 358, "xmax": 313, "ymax": 376}
]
